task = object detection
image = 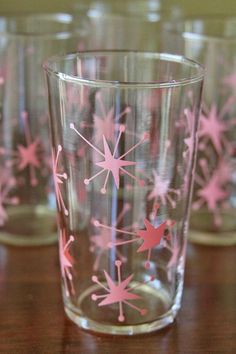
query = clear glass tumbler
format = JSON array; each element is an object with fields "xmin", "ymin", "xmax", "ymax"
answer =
[
  {"xmin": 164, "ymin": 18, "xmax": 236, "ymax": 245},
  {"xmin": 44, "ymin": 51, "xmax": 203, "ymax": 335},
  {"xmin": 0, "ymin": 14, "xmax": 86, "ymax": 246},
  {"xmin": 74, "ymin": 0, "xmax": 183, "ymax": 51}
]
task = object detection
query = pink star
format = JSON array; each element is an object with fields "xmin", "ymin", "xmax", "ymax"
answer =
[
  {"xmin": 106, "ymin": 204, "xmax": 175, "ymax": 269},
  {"xmin": 199, "ymin": 104, "xmax": 228, "ymax": 154},
  {"xmin": 96, "ymin": 134, "xmax": 136, "ymax": 190},
  {"xmin": 59, "ymin": 229, "xmax": 75, "ymax": 297},
  {"xmin": 70, "ymin": 123, "xmax": 147, "ymax": 194},
  {"xmin": 17, "ymin": 138, "xmax": 41, "ymax": 170},
  {"xmin": 92, "ymin": 260, "xmax": 152, "ymax": 322}
]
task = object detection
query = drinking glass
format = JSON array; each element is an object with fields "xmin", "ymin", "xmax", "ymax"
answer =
[
  {"xmin": 44, "ymin": 51, "xmax": 203, "ymax": 335},
  {"xmin": 0, "ymin": 14, "xmax": 86, "ymax": 246},
  {"xmin": 74, "ymin": 0, "xmax": 183, "ymax": 51},
  {"xmin": 164, "ymin": 17, "xmax": 236, "ymax": 245}
]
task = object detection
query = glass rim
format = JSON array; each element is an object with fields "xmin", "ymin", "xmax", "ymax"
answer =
[
  {"xmin": 164, "ymin": 15, "xmax": 236, "ymax": 42},
  {"xmin": 0, "ymin": 13, "xmax": 80, "ymax": 39},
  {"xmin": 43, "ymin": 50, "xmax": 205, "ymax": 89}
]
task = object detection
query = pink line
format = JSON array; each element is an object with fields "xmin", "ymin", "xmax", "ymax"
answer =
[
  {"xmin": 119, "ymin": 167, "xmax": 139, "ymax": 183},
  {"xmin": 98, "ymin": 222, "xmax": 137, "ymax": 236},
  {"xmin": 71, "ymin": 124, "xmax": 104, "ymax": 157},
  {"xmin": 119, "ymin": 301, "xmax": 124, "ymax": 320},
  {"xmin": 102, "ymin": 170, "xmax": 110, "ymax": 191},
  {"xmin": 117, "ymin": 262, "xmax": 121, "ymax": 283},
  {"xmin": 112, "ymin": 237, "xmax": 140, "ymax": 246},
  {"xmin": 95, "ymin": 278, "xmax": 110, "ymax": 292},
  {"xmin": 123, "ymin": 300, "xmax": 143, "ymax": 314},
  {"xmin": 113, "ymin": 129, "xmax": 123, "ymax": 157},
  {"xmin": 119, "ymin": 136, "xmax": 146, "ymax": 159},
  {"xmin": 86, "ymin": 168, "xmax": 106, "ymax": 183}
]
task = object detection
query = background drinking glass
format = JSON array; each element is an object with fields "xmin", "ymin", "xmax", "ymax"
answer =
[
  {"xmin": 0, "ymin": 14, "xmax": 86, "ymax": 246},
  {"xmin": 163, "ymin": 18, "xmax": 236, "ymax": 245},
  {"xmin": 73, "ymin": 0, "xmax": 183, "ymax": 51},
  {"xmin": 44, "ymin": 51, "xmax": 203, "ymax": 335}
]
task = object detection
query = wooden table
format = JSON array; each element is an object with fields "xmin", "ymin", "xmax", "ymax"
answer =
[{"xmin": 0, "ymin": 242, "xmax": 235, "ymax": 354}]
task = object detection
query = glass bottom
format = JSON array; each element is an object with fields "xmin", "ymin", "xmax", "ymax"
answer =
[
  {"xmin": 190, "ymin": 208, "xmax": 236, "ymax": 246},
  {"xmin": 189, "ymin": 229, "xmax": 236, "ymax": 246},
  {"xmin": 64, "ymin": 279, "xmax": 182, "ymax": 335},
  {"xmin": 0, "ymin": 205, "xmax": 57, "ymax": 246}
]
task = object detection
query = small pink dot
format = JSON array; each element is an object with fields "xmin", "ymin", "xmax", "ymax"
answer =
[
  {"xmin": 0, "ymin": 77, "xmax": 4, "ymax": 85},
  {"xmin": 70, "ymin": 123, "xmax": 75, "ymax": 129},
  {"xmin": 125, "ymin": 106, "xmax": 131, "ymax": 114},
  {"xmin": 31, "ymin": 179, "xmax": 38, "ymax": 186},
  {"xmin": 63, "ymin": 173, "xmax": 67, "ymax": 179},
  {"xmin": 101, "ymin": 188, "xmax": 106, "ymax": 194},
  {"xmin": 118, "ymin": 315, "xmax": 125, "ymax": 322},
  {"xmin": 92, "ymin": 275, "xmax": 98, "ymax": 282},
  {"xmin": 93, "ymin": 220, "xmax": 100, "ymax": 227},
  {"xmin": 115, "ymin": 260, "xmax": 122, "ymax": 267},
  {"xmin": 91, "ymin": 294, "xmax": 97, "ymax": 301},
  {"xmin": 119, "ymin": 124, "xmax": 126, "ymax": 133},
  {"xmin": 145, "ymin": 261, "xmax": 151, "ymax": 269},
  {"xmin": 150, "ymin": 275, "xmax": 155, "ymax": 281},
  {"xmin": 141, "ymin": 309, "xmax": 147, "ymax": 316},
  {"xmin": 64, "ymin": 210, "xmax": 69, "ymax": 216},
  {"xmin": 84, "ymin": 179, "xmax": 89, "ymax": 185},
  {"xmin": 58, "ymin": 145, "xmax": 62, "ymax": 151},
  {"xmin": 70, "ymin": 235, "xmax": 74, "ymax": 242},
  {"xmin": 143, "ymin": 132, "xmax": 150, "ymax": 140},
  {"xmin": 139, "ymin": 180, "xmax": 145, "ymax": 187}
]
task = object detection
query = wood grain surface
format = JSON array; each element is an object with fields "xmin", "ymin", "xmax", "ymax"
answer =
[{"xmin": 0, "ymin": 242, "xmax": 235, "ymax": 354}]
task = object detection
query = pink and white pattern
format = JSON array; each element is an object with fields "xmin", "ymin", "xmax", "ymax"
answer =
[
  {"xmin": 91, "ymin": 260, "xmax": 154, "ymax": 322},
  {"xmin": 0, "ymin": 168, "xmax": 19, "ymax": 226},
  {"xmin": 59, "ymin": 228, "xmax": 75, "ymax": 297},
  {"xmin": 70, "ymin": 123, "xmax": 148, "ymax": 194}
]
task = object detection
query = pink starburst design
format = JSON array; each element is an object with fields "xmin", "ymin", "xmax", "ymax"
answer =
[
  {"xmin": 98, "ymin": 204, "xmax": 175, "ymax": 269},
  {"xmin": 52, "ymin": 145, "xmax": 68, "ymax": 216},
  {"xmin": 93, "ymin": 92, "xmax": 131, "ymax": 144},
  {"xmin": 148, "ymin": 170, "xmax": 180, "ymax": 214},
  {"xmin": 0, "ymin": 168, "xmax": 19, "ymax": 226},
  {"xmin": 0, "ymin": 111, "xmax": 42, "ymax": 186},
  {"xmin": 90, "ymin": 203, "xmax": 132, "ymax": 271},
  {"xmin": 91, "ymin": 260, "xmax": 154, "ymax": 322},
  {"xmin": 198, "ymin": 101, "xmax": 235, "ymax": 155},
  {"xmin": 183, "ymin": 108, "xmax": 196, "ymax": 160},
  {"xmin": 193, "ymin": 159, "xmax": 228, "ymax": 226},
  {"xmin": 70, "ymin": 123, "xmax": 148, "ymax": 194},
  {"xmin": 59, "ymin": 228, "xmax": 75, "ymax": 297}
]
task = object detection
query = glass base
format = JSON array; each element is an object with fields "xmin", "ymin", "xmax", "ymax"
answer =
[
  {"xmin": 189, "ymin": 229, "xmax": 236, "ymax": 246},
  {"xmin": 0, "ymin": 205, "xmax": 57, "ymax": 246},
  {"xmin": 190, "ymin": 208, "xmax": 236, "ymax": 246},
  {"xmin": 64, "ymin": 280, "xmax": 182, "ymax": 335}
]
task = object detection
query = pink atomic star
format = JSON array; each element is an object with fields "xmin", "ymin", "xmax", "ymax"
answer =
[
  {"xmin": 0, "ymin": 168, "xmax": 19, "ymax": 226},
  {"xmin": 91, "ymin": 260, "xmax": 154, "ymax": 322},
  {"xmin": 0, "ymin": 111, "xmax": 42, "ymax": 186},
  {"xmin": 198, "ymin": 101, "xmax": 235, "ymax": 155},
  {"xmin": 52, "ymin": 145, "xmax": 68, "ymax": 216},
  {"xmin": 59, "ymin": 228, "xmax": 75, "ymax": 297},
  {"xmin": 183, "ymin": 108, "xmax": 196, "ymax": 160},
  {"xmin": 70, "ymin": 123, "xmax": 148, "ymax": 194},
  {"xmin": 99, "ymin": 204, "xmax": 175, "ymax": 269},
  {"xmin": 93, "ymin": 92, "xmax": 131, "ymax": 144},
  {"xmin": 148, "ymin": 170, "xmax": 180, "ymax": 214},
  {"xmin": 90, "ymin": 203, "xmax": 131, "ymax": 271},
  {"xmin": 193, "ymin": 159, "xmax": 228, "ymax": 226}
]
